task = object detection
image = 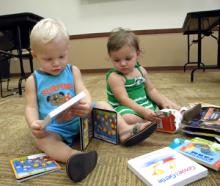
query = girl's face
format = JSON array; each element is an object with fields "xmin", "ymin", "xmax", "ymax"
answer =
[
  {"xmin": 32, "ymin": 37, "xmax": 69, "ymax": 76},
  {"xmin": 109, "ymin": 45, "xmax": 139, "ymax": 75}
]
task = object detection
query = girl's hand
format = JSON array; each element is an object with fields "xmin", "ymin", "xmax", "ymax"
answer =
[
  {"xmin": 30, "ymin": 120, "xmax": 49, "ymax": 138},
  {"xmin": 142, "ymin": 108, "xmax": 161, "ymax": 124}
]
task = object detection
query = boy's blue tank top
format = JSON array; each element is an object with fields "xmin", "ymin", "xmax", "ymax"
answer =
[{"xmin": 33, "ymin": 64, "xmax": 80, "ymax": 127}]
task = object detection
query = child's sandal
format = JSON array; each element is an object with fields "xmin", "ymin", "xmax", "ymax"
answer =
[
  {"xmin": 66, "ymin": 151, "xmax": 98, "ymax": 182},
  {"xmin": 120, "ymin": 122, "xmax": 157, "ymax": 147}
]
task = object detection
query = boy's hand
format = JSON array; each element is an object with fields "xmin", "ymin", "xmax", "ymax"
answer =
[
  {"xmin": 70, "ymin": 100, "xmax": 92, "ymax": 118},
  {"xmin": 56, "ymin": 100, "xmax": 92, "ymax": 123},
  {"xmin": 30, "ymin": 120, "xmax": 49, "ymax": 138}
]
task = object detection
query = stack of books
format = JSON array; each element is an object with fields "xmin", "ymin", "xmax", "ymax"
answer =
[{"xmin": 181, "ymin": 106, "xmax": 220, "ymax": 142}]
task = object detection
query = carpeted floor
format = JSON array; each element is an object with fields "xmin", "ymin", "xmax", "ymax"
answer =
[{"xmin": 0, "ymin": 70, "xmax": 220, "ymax": 186}]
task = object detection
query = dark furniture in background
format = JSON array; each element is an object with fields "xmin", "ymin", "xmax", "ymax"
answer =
[
  {"xmin": 0, "ymin": 12, "xmax": 43, "ymax": 96},
  {"xmin": 0, "ymin": 30, "xmax": 14, "ymax": 97},
  {"xmin": 0, "ymin": 56, "xmax": 11, "ymax": 97},
  {"xmin": 182, "ymin": 9, "xmax": 220, "ymax": 82}
]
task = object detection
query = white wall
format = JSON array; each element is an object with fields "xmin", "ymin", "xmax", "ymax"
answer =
[{"xmin": 1, "ymin": 0, "xmax": 220, "ymax": 35}]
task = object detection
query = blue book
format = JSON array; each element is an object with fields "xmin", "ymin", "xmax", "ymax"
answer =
[
  {"xmin": 169, "ymin": 137, "xmax": 220, "ymax": 171},
  {"xmin": 10, "ymin": 153, "xmax": 61, "ymax": 182}
]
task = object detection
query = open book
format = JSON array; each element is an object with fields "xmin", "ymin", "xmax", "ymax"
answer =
[
  {"xmin": 41, "ymin": 91, "xmax": 86, "ymax": 128},
  {"xmin": 73, "ymin": 108, "xmax": 118, "ymax": 151},
  {"xmin": 10, "ymin": 153, "xmax": 61, "ymax": 182}
]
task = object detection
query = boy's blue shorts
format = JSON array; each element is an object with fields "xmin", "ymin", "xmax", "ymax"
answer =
[{"xmin": 46, "ymin": 117, "xmax": 80, "ymax": 146}]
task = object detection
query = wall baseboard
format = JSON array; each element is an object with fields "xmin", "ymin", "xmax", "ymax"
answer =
[
  {"xmin": 80, "ymin": 66, "xmax": 195, "ymax": 73},
  {"xmin": 10, "ymin": 65, "xmax": 220, "ymax": 77},
  {"xmin": 70, "ymin": 28, "xmax": 182, "ymax": 40}
]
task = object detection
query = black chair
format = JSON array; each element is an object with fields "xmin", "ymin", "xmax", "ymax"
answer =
[
  {"xmin": 0, "ymin": 12, "xmax": 43, "ymax": 95},
  {"xmin": 0, "ymin": 31, "xmax": 14, "ymax": 97}
]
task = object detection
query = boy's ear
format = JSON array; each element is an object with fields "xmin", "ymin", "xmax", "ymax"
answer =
[{"xmin": 136, "ymin": 50, "xmax": 141, "ymax": 57}]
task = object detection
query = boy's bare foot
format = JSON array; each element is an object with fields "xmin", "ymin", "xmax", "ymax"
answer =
[
  {"xmin": 119, "ymin": 122, "xmax": 157, "ymax": 147},
  {"xmin": 66, "ymin": 151, "xmax": 97, "ymax": 182}
]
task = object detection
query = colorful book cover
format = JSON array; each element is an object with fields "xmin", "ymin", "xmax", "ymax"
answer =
[
  {"xmin": 128, "ymin": 147, "xmax": 208, "ymax": 186},
  {"xmin": 169, "ymin": 137, "xmax": 220, "ymax": 171},
  {"xmin": 78, "ymin": 108, "xmax": 118, "ymax": 151},
  {"xmin": 156, "ymin": 109, "xmax": 182, "ymax": 133},
  {"xmin": 92, "ymin": 108, "xmax": 118, "ymax": 144},
  {"xmin": 80, "ymin": 116, "xmax": 94, "ymax": 150},
  {"xmin": 202, "ymin": 107, "xmax": 220, "ymax": 121},
  {"xmin": 10, "ymin": 153, "xmax": 61, "ymax": 182}
]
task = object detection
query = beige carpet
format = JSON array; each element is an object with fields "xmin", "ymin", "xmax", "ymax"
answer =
[{"xmin": 0, "ymin": 70, "xmax": 220, "ymax": 186}]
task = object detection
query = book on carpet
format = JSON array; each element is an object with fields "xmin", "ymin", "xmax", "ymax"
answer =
[
  {"xmin": 127, "ymin": 147, "xmax": 208, "ymax": 186},
  {"xmin": 169, "ymin": 137, "xmax": 220, "ymax": 171},
  {"xmin": 156, "ymin": 109, "xmax": 182, "ymax": 133},
  {"xmin": 181, "ymin": 106, "xmax": 220, "ymax": 141},
  {"xmin": 73, "ymin": 107, "xmax": 118, "ymax": 151},
  {"xmin": 41, "ymin": 91, "xmax": 86, "ymax": 128},
  {"xmin": 10, "ymin": 153, "xmax": 61, "ymax": 182}
]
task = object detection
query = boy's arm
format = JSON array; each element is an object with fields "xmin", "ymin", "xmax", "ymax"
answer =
[
  {"xmin": 71, "ymin": 66, "xmax": 92, "ymax": 117},
  {"xmin": 24, "ymin": 75, "xmax": 39, "ymax": 128}
]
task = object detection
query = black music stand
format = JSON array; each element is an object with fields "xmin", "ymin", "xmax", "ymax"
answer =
[
  {"xmin": 182, "ymin": 9, "xmax": 220, "ymax": 82},
  {"xmin": 0, "ymin": 12, "xmax": 43, "ymax": 95}
]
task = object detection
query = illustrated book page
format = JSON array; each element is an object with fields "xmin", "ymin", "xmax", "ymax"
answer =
[{"xmin": 75, "ymin": 108, "xmax": 118, "ymax": 151}]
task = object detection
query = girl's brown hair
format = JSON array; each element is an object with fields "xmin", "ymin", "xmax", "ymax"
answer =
[{"xmin": 107, "ymin": 28, "xmax": 140, "ymax": 54}]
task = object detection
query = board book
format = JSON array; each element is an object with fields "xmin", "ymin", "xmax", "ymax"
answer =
[
  {"xmin": 10, "ymin": 153, "xmax": 61, "ymax": 182},
  {"xmin": 156, "ymin": 109, "xmax": 182, "ymax": 133},
  {"xmin": 73, "ymin": 107, "xmax": 118, "ymax": 151},
  {"xmin": 41, "ymin": 91, "xmax": 86, "ymax": 128},
  {"xmin": 169, "ymin": 137, "xmax": 220, "ymax": 171},
  {"xmin": 181, "ymin": 106, "xmax": 220, "ymax": 140},
  {"xmin": 128, "ymin": 147, "xmax": 208, "ymax": 186}
]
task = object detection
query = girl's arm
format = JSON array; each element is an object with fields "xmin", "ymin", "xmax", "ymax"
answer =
[
  {"xmin": 142, "ymin": 67, "xmax": 180, "ymax": 110},
  {"xmin": 107, "ymin": 72, "xmax": 157, "ymax": 120}
]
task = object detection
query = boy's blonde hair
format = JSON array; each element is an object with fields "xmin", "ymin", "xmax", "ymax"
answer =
[
  {"xmin": 30, "ymin": 18, "xmax": 69, "ymax": 52},
  {"xmin": 107, "ymin": 28, "xmax": 140, "ymax": 54}
]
